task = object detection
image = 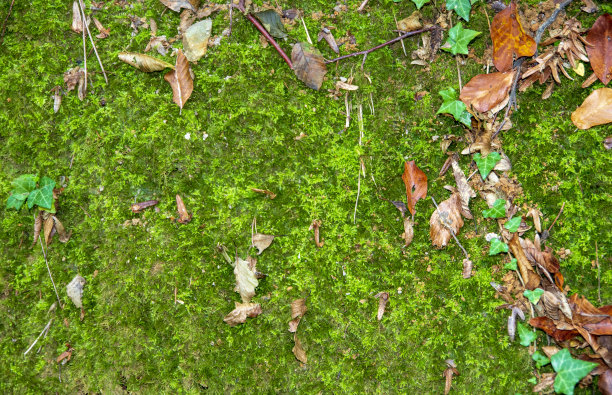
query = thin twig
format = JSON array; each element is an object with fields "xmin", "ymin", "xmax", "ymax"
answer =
[
  {"xmin": 547, "ymin": 201, "xmax": 565, "ymax": 233},
  {"xmin": 23, "ymin": 319, "xmax": 53, "ymax": 356},
  {"xmin": 354, "ymin": 104, "xmax": 364, "ymax": 224},
  {"xmin": 534, "ymin": 0, "xmax": 573, "ymax": 56},
  {"xmin": 492, "ymin": 57, "xmax": 525, "ymax": 139},
  {"xmin": 0, "ymin": 0, "xmax": 16, "ymax": 45},
  {"xmin": 79, "ymin": 0, "xmax": 87, "ymax": 91},
  {"xmin": 245, "ymin": 13, "xmax": 292, "ymax": 68},
  {"xmin": 78, "ymin": 0, "xmax": 108, "ymax": 83},
  {"xmin": 456, "ymin": 56, "xmax": 462, "ymax": 91},
  {"xmin": 596, "ymin": 241, "xmax": 600, "ymax": 304},
  {"xmin": 36, "ymin": 321, "xmax": 52, "ymax": 354},
  {"xmin": 357, "ymin": 0, "xmax": 370, "ymax": 12},
  {"xmin": 40, "ymin": 236, "xmax": 62, "ymax": 307},
  {"xmin": 325, "ymin": 27, "xmax": 435, "ymax": 64},
  {"xmin": 300, "ymin": 17, "xmax": 312, "ymax": 45},
  {"xmin": 431, "ymin": 196, "xmax": 469, "ymax": 260}
]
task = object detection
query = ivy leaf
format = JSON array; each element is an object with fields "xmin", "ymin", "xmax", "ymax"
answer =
[
  {"xmin": 254, "ymin": 10, "xmax": 287, "ymax": 39},
  {"xmin": 504, "ymin": 258, "xmax": 518, "ymax": 271},
  {"xmin": 532, "ymin": 351, "xmax": 551, "ymax": 369},
  {"xmin": 443, "ymin": 23, "xmax": 479, "ymax": 55},
  {"xmin": 517, "ymin": 322, "xmax": 536, "ymax": 346},
  {"xmin": 489, "ymin": 238, "xmax": 509, "ymax": 255},
  {"xmin": 411, "ymin": 0, "xmax": 430, "ymax": 9},
  {"xmin": 446, "ymin": 0, "xmax": 472, "ymax": 21},
  {"xmin": 27, "ymin": 183, "xmax": 55, "ymax": 210},
  {"xmin": 504, "ymin": 217, "xmax": 522, "ymax": 232},
  {"xmin": 6, "ymin": 192, "xmax": 29, "ymax": 210},
  {"xmin": 524, "ymin": 288, "xmax": 544, "ymax": 304},
  {"xmin": 40, "ymin": 176, "xmax": 56, "ymax": 189},
  {"xmin": 551, "ymin": 348, "xmax": 598, "ymax": 395},
  {"xmin": 483, "ymin": 198, "xmax": 506, "ymax": 218},
  {"xmin": 473, "ymin": 152, "xmax": 501, "ymax": 180},
  {"xmin": 11, "ymin": 174, "xmax": 38, "ymax": 194},
  {"xmin": 437, "ymin": 87, "xmax": 472, "ymax": 126}
]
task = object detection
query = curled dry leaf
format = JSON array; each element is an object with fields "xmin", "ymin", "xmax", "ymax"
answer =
[
  {"xmin": 401, "ymin": 217, "xmax": 414, "ymax": 246},
  {"xmin": 374, "ymin": 292, "xmax": 389, "ymax": 321},
  {"xmin": 223, "ymin": 302, "xmax": 262, "ymax": 326},
  {"xmin": 586, "ymin": 14, "xmax": 612, "ymax": 85},
  {"xmin": 533, "ymin": 373, "xmax": 556, "ymax": 393},
  {"xmin": 183, "ymin": 19, "xmax": 212, "ymax": 62},
  {"xmin": 460, "ymin": 71, "xmax": 515, "ymax": 113},
  {"xmin": 571, "ymin": 88, "xmax": 612, "ymax": 130},
  {"xmin": 450, "ymin": 156, "xmax": 476, "ymax": 219},
  {"xmin": 292, "ymin": 42, "xmax": 327, "ymax": 91},
  {"xmin": 71, "ymin": 1, "xmax": 84, "ymax": 33},
  {"xmin": 66, "ymin": 275, "xmax": 86, "ymax": 309},
  {"xmin": 318, "ymin": 28, "xmax": 339, "ymax": 54},
  {"xmin": 252, "ymin": 233, "xmax": 274, "ymax": 255},
  {"xmin": 251, "ymin": 188, "xmax": 277, "ymax": 199},
  {"xmin": 527, "ymin": 207, "xmax": 542, "ymax": 233},
  {"xmin": 430, "ymin": 193, "xmax": 464, "ymax": 248},
  {"xmin": 599, "ymin": 368, "xmax": 612, "ymax": 394},
  {"xmin": 31, "ymin": 211, "xmax": 43, "ymax": 247},
  {"xmin": 43, "ymin": 215, "xmax": 54, "ymax": 246},
  {"xmin": 491, "ymin": 1, "xmax": 536, "ymax": 72},
  {"xmin": 508, "ymin": 234, "xmax": 541, "ymax": 290},
  {"xmin": 175, "ymin": 194, "xmax": 192, "ymax": 224},
  {"xmin": 462, "ymin": 258, "xmax": 473, "ymax": 279},
  {"xmin": 130, "ymin": 200, "xmax": 159, "ymax": 213},
  {"xmin": 234, "ymin": 257, "xmax": 259, "ymax": 303},
  {"xmin": 158, "ymin": 0, "xmax": 197, "ymax": 13},
  {"xmin": 56, "ymin": 344, "xmax": 74, "ymax": 364},
  {"xmin": 292, "ymin": 334, "xmax": 307, "ymax": 364},
  {"xmin": 51, "ymin": 86, "xmax": 61, "ymax": 113},
  {"xmin": 289, "ymin": 298, "xmax": 307, "ymax": 333},
  {"xmin": 118, "ymin": 52, "xmax": 174, "ymax": 72},
  {"xmin": 336, "ymin": 81, "xmax": 358, "ymax": 91},
  {"xmin": 309, "ymin": 219, "xmax": 324, "ymax": 247},
  {"xmin": 53, "ymin": 216, "xmax": 72, "ymax": 243},
  {"xmin": 93, "ymin": 17, "xmax": 109, "ymax": 39},
  {"xmin": 164, "ymin": 50, "xmax": 194, "ymax": 110},
  {"xmin": 443, "ymin": 360, "xmax": 459, "ymax": 395},
  {"xmin": 398, "ymin": 11, "xmax": 422, "ymax": 32},
  {"xmin": 402, "ymin": 161, "xmax": 428, "ymax": 217},
  {"xmin": 520, "ymin": 237, "xmax": 560, "ymax": 274}
]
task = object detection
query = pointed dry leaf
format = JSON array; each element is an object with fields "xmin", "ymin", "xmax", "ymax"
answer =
[
  {"xmin": 164, "ymin": 50, "xmax": 194, "ymax": 110},
  {"xmin": 77, "ymin": 70, "xmax": 86, "ymax": 101},
  {"xmin": 223, "ymin": 302, "xmax": 262, "ymax": 326},
  {"xmin": 158, "ymin": 0, "xmax": 197, "ymax": 12},
  {"xmin": 336, "ymin": 81, "xmax": 359, "ymax": 91},
  {"xmin": 130, "ymin": 200, "xmax": 159, "ymax": 213},
  {"xmin": 251, "ymin": 188, "xmax": 277, "ymax": 199},
  {"xmin": 430, "ymin": 193, "xmax": 464, "ymax": 248},
  {"xmin": 66, "ymin": 275, "xmax": 86, "ymax": 309},
  {"xmin": 31, "ymin": 211, "xmax": 43, "ymax": 248},
  {"xmin": 527, "ymin": 207, "xmax": 542, "ymax": 233},
  {"xmin": 118, "ymin": 52, "xmax": 175, "ymax": 72},
  {"xmin": 53, "ymin": 216, "xmax": 71, "ymax": 243},
  {"xmin": 252, "ymin": 233, "xmax": 274, "ymax": 255},
  {"xmin": 71, "ymin": 1, "xmax": 83, "ymax": 33},
  {"xmin": 309, "ymin": 220, "xmax": 324, "ymax": 247},
  {"xmin": 292, "ymin": 334, "xmax": 307, "ymax": 363},
  {"xmin": 234, "ymin": 257, "xmax": 259, "ymax": 303},
  {"xmin": 43, "ymin": 215, "xmax": 54, "ymax": 246},
  {"xmin": 183, "ymin": 19, "xmax": 212, "ymax": 62},
  {"xmin": 51, "ymin": 86, "xmax": 62, "ymax": 113},
  {"xmin": 93, "ymin": 17, "xmax": 109, "ymax": 39},
  {"xmin": 586, "ymin": 14, "xmax": 612, "ymax": 85},
  {"xmin": 317, "ymin": 28, "xmax": 339, "ymax": 53},
  {"xmin": 175, "ymin": 194, "xmax": 192, "ymax": 223},
  {"xmin": 451, "ymin": 157, "xmax": 476, "ymax": 219},
  {"xmin": 491, "ymin": 2, "xmax": 536, "ymax": 72},
  {"xmin": 402, "ymin": 161, "xmax": 428, "ymax": 217},
  {"xmin": 462, "ymin": 258, "xmax": 473, "ymax": 279},
  {"xmin": 374, "ymin": 292, "xmax": 389, "ymax": 321},
  {"xmin": 571, "ymin": 88, "xmax": 612, "ymax": 129},
  {"xmin": 460, "ymin": 71, "xmax": 515, "ymax": 113},
  {"xmin": 443, "ymin": 366, "xmax": 459, "ymax": 395},
  {"xmin": 401, "ymin": 217, "xmax": 414, "ymax": 246},
  {"xmin": 292, "ymin": 42, "xmax": 327, "ymax": 90},
  {"xmin": 508, "ymin": 234, "xmax": 540, "ymax": 290},
  {"xmin": 289, "ymin": 298, "xmax": 307, "ymax": 332}
]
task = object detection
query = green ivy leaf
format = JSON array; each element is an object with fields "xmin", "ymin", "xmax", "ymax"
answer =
[
  {"xmin": 489, "ymin": 238, "xmax": 509, "ymax": 255},
  {"xmin": 446, "ymin": 0, "xmax": 472, "ymax": 21},
  {"xmin": 437, "ymin": 87, "xmax": 472, "ymax": 125},
  {"xmin": 40, "ymin": 176, "xmax": 56, "ymax": 189},
  {"xmin": 483, "ymin": 198, "xmax": 506, "ymax": 218},
  {"xmin": 504, "ymin": 258, "xmax": 518, "ymax": 271},
  {"xmin": 517, "ymin": 322, "xmax": 536, "ymax": 346},
  {"xmin": 443, "ymin": 23, "xmax": 479, "ymax": 55},
  {"xmin": 6, "ymin": 192, "xmax": 29, "ymax": 210},
  {"xmin": 551, "ymin": 349, "xmax": 598, "ymax": 395},
  {"xmin": 473, "ymin": 152, "xmax": 501, "ymax": 180},
  {"xmin": 27, "ymin": 183, "xmax": 54, "ymax": 210},
  {"xmin": 524, "ymin": 288, "xmax": 544, "ymax": 304},
  {"xmin": 527, "ymin": 376, "xmax": 538, "ymax": 385},
  {"xmin": 532, "ymin": 351, "xmax": 551, "ymax": 369},
  {"xmin": 11, "ymin": 174, "xmax": 38, "ymax": 194},
  {"xmin": 504, "ymin": 217, "xmax": 522, "ymax": 232},
  {"xmin": 411, "ymin": 0, "xmax": 430, "ymax": 8}
]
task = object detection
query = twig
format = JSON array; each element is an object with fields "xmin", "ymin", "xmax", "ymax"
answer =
[
  {"xmin": 325, "ymin": 27, "xmax": 435, "ymax": 64},
  {"xmin": 23, "ymin": 319, "xmax": 53, "ymax": 356},
  {"xmin": 547, "ymin": 201, "xmax": 565, "ymax": 233},
  {"xmin": 300, "ymin": 17, "xmax": 312, "ymax": 45},
  {"xmin": 78, "ymin": 0, "xmax": 108, "ymax": 84},
  {"xmin": 0, "ymin": 0, "xmax": 16, "ymax": 46},
  {"xmin": 354, "ymin": 104, "xmax": 364, "ymax": 224},
  {"xmin": 534, "ymin": 0, "xmax": 573, "ymax": 56},
  {"xmin": 596, "ymin": 241, "xmax": 600, "ymax": 304},
  {"xmin": 491, "ymin": 57, "xmax": 525, "ymax": 139},
  {"xmin": 431, "ymin": 196, "xmax": 469, "ymax": 260},
  {"xmin": 36, "ymin": 321, "xmax": 52, "ymax": 353},
  {"xmin": 456, "ymin": 56, "xmax": 462, "ymax": 92},
  {"xmin": 79, "ymin": 0, "xmax": 87, "ymax": 91},
  {"xmin": 40, "ymin": 236, "xmax": 62, "ymax": 307},
  {"xmin": 357, "ymin": 0, "xmax": 370, "ymax": 12}
]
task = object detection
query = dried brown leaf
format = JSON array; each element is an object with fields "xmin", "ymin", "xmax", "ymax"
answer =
[
  {"xmin": 460, "ymin": 71, "xmax": 515, "ymax": 113},
  {"xmin": 131, "ymin": 200, "xmax": 159, "ymax": 213},
  {"xmin": 292, "ymin": 42, "xmax": 327, "ymax": 90},
  {"xmin": 234, "ymin": 257, "xmax": 259, "ymax": 303},
  {"xmin": 462, "ymin": 258, "xmax": 473, "ymax": 279},
  {"xmin": 374, "ymin": 292, "xmax": 389, "ymax": 321},
  {"xmin": 451, "ymin": 157, "xmax": 476, "ymax": 219},
  {"xmin": 599, "ymin": 368, "xmax": 612, "ymax": 395},
  {"xmin": 63, "ymin": 67, "xmax": 81, "ymax": 91},
  {"xmin": 317, "ymin": 28, "xmax": 339, "ymax": 54},
  {"xmin": 251, "ymin": 188, "xmax": 277, "ymax": 199},
  {"xmin": 398, "ymin": 11, "xmax": 422, "ymax": 32},
  {"xmin": 491, "ymin": 2, "xmax": 536, "ymax": 72},
  {"xmin": 401, "ymin": 217, "xmax": 414, "ymax": 246},
  {"xmin": 175, "ymin": 194, "xmax": 192, "ymax": 224},
  {"xmin": 443, "ymin": 366, "xmax": 459, "ymax": 395},
  {"xmin": 159, "ymin": 0, "xmax": 198, "ymax": 13},
  {"xmin": 223, "ymin": 302, "xmax": 262, "ymax": 326},
  {"xmin": 164, "ymin": 50, "xmax": 194, "ymax": 110},
  {"xmin": 571, "ymin": 88, "xmax": 612, "ymax": 129},
  {"xmin": 31, "ymin": 211, "xmax": 43, "ymax": 248},
  {"xmin": 430, "ymin": 193, "xmax": 463, "ymax": 248},
  {"xmin": 252, "ymin": 233, "xmax": 274, "ymax": 255},
  {"xmin": 402, "ymin": 161, "xmax": 428, "ymax": 217},
  {"xmin": 520, "ymin": 237, "xmax": 560, "ymax": 274},
  {"xmin": 289, "ymin": 298, "xmax": 307, "ymax": 332},
  {"xmin": 533, "ymin": 373, "xmax": 556, "ymax": 393},
  {"xmin": 71, "ymin": 1, "xmax": 83, "ymax": 33},
  {"xmin": 93, "ymin": 17, "xmax": 109, "ymax": 39},
  {"xmin": 292, "ymin": 334, "xmax": 307, "ymax": 363},
  {"xmin": 309, "ymin": 220, "xmax": 324, "ymax": 247},
  {"xmin": 53, "ymin": 216, "xmax": 71, "ymax": 243},
  {"xmin": 508, "ymin": 234, "xmax": 540, "ymax": 290},
  {"xmin": 118, "ymin": 52, "xmax": 175, "ymax": 72},
  {"xmin": 43, "ymin": 215, "xmax": 54, "ymax": 246},
  {"xmin": 586, "ymin": 14, "xmax": 612, "ymax": 85}
]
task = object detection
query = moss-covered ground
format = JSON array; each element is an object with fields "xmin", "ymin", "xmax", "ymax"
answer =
[{"xmin": 0, "ymin": 0, "xmax": 610, "ymax": 392}]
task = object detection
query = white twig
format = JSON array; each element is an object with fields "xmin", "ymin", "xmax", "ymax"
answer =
[
  {"xmin": 301, "ymin": 17, "xmax": 312, "ymax": 45},
  {"xmin": 78, "ymin": 0, "xmax": 108, "ymax": 83},
  {"xmin": 23, "ymin": 319, "xmax": 53, "ymax": 356},
  {"xmin": 40, "ymin": 236, "xmax": 62, "ymax": 307},
  {"xmin": 357, "ymin": 0, "xmax": 369, "ymax": 12},
  {"xmin": 36, "ymin": 321, "xmax": 52, "ymax": 353},
  {"xmin": 456, "ymin": 56, "xmax": 462, "ymax": 92},
  {"xmin": 80, "ymin": 2, "xmax": 87, "ymax": 85}
]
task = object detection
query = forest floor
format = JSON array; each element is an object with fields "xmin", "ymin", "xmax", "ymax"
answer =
[{"xmin": 0, "ymin": 0, "xmax": 610, "ymax": 393}]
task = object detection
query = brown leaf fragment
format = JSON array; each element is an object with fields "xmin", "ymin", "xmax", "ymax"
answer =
[
  {"xmin": 430, "ymin": 193, "xmax": 463, "ymax": 248},
  {"xmin": 292, "ymin": 334, "xmax": 307, "ymax": 363},
  {"xmin": 460, "ymin": 71, "xmax": 515, "ymax": 113},
  {"xmin": 118, "ymin": 52, "xmax": 174, "ymax": 72},
  {"xmin": 533, "ymin": 373, "xmax": 556, "ymax": 393},
  {"xmin": 43, "ymin": 215, "xmax": 54, "ymax": 246},
  {"xmin": 581, "ymin": 0, "xmax": 598, "ymax": 13},
  {"xmin": 131, "ymin": 200, "xmax": 159, "ymax": 213},
  {"xmin": 374, "ymin": 292, "xmax": 389, "ymax": 321},
  {"xmin": 93, "ymin": 17, "xmax": 109, "ymax": 39},
  {"xmin": 76, "ymin": 70, "xmax": 86, "ymax": 101},
  {"xmin": 600, "ymin": 369, "xmax": 612, "ymax": 395},
  {"xmin": 520, "ymin": 238, "xmax": 560, "ymax": 274},
  {"xmin": 571, "ymin": 88, "xmax": 612, "ymax": 129},
  {"xmin": 31, "ymin": 211, "xmax": 43, "ymax": 248},
  {"xmin": 604, "ymin": 136, "xmax": 612, "ymax": 150},
  {"xmin": 317, "ymin": 28, "xmax": 339, "ymax": 54},
  {"xmin": 51, "ymin": 86, "xmax": 62, "ymax": 113},
  {"xmin": 443, "ymin": 360, "xmax": 459, "ymax": 395},
  {"xmin": 586, "ymin": 14, "xmax": 612, "ymax": 85},
  {"xmin": 527, "ymin": 207, "xmax": 542, "ymax": 233},
  {"xmin": 336, "ymin": 81, "xmax": 358, "ymax": 91},
  {"xmin": 223, "ymin": 302, "xmax": 262, "ymax": 326},
  {"xmin": 252, "ymin": 233, "xmax": 274, "ymax": 255},
  {"xmin": 398, "ymin": 11, "xmax": 422, "ymax": 32},
  {"xmin": 450, "ymin": 157, "xmax": 476, "ymax": 219},
  {"xmin": 175, "ymin": 194, "xmax": 192, "ymax": 224},
  {"xmin": 164, "ymin": 50, "xmax": 194, "ymax": 110},
  {"xmin": 529, "ymin": 316, "xmax": 579, "ymax": 341},
  {"xmin": 56, "ymin": 346, "xmax": 73, "ymax": 364},
  {"xmin": 289, "ymin": 298, "xmax": 307, "ymax": 332},
  {"xmin": 292, "ymin": 42, "xmax": 327, "ymax": 90},
  {"xmin": 508, "ymin": 234, "xmax": 540, "ymax": 290},
  {"xmin": 402, "ymin": 161, "xmax": 428, "ymax": 217},
  {"xmin": 53, "ymin": 216, "xmax": 71, "ymax": 243},
  {"xmin": 234, "ymin": 257, "xmax": 259, "ymax": 303},
  {"xmin": 158, "ymin": 0, "xmax": 198, "ymax": 13},
  {"xmin": 196, "ymin": 3, "xmax": 227, "ymax": 18},
  {"xmin": 251, "ymin": 188, "xmax": 277, "ymax": 199},
  {"xmin": 491, "ymin": 2, "xmax": 536, "ymax": 72},
  {"xmin": 71, "ymin": 1, "xmax": 83, "ymax": 33},
  {"xmin": 401, "ymin": 217, "xmax": 414, "ymax": 246},
  {"xmin": 462, "ymin": 258, "xmax": 473, "ymax": 279},
  {"xmin": 63, "ymin": 67, "xmax": 81, "ymax": 92},
  {"xmin": 309, "ymin": 220, "xmax": 324, "ymax": 247}
]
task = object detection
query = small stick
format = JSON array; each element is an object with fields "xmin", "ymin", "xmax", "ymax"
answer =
[
  {"xmin": 357, "ymin": 0, "xmax": 370, "ymax": 12},
  {"xmin": 354, "ymin": 104, "xmax": 364, "ymax": 224},
  {"xmin": 0, "ymin": 0, "xmax": 16, "ymax": 45},
  {"xmin": 456, "ymin": 56, "xmax": 462, "ymax": 91},
  {"xmin": 300, "ymin": 17, "xmax": 312, "ymax": 45},
  {"xmin": 596, "ymin": 241, "xmax": 600, "ymax": 304},
  {"xmin": 245, "ymin": 13, "xmax": 292, "ymax": 68},
  {"xmin": 23, "ymin": 319, "xmax": 53, "ymax": 356},
  {"xmin": 78, "ymin": 0, "xmax": 108, "ymax": 83},
  {"xmin": 325, "ymin": 27, "xmax": 435, "ymax": 64},
  {"xmin": 431, "ymin": 196, "xmax": 469, "ymax": 260},
  {"xmin": 40, "ymin": 236, "xmax": 62, "ymax": 307},
  {"xmin": 36, "ymin": 321, "xmax": 52, "ymax": 354},
  {"xmin": 492, "ymin": 57, "xmax": 525, "ymax": 139},
  {"xmin": 547, "ymin": 201, "xmax": 565, "ymax": 233},
  {"xmin": 79, "ymin": 1, "xmax": 87, "ymax": 88}
]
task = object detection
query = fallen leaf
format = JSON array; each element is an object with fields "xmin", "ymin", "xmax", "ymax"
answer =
[
  {"xmin": 374, "ymin": 292, "xmax": 389, "ymax": 321},
  {"xmin": 252, "ymin": 233, "xmax": 274, "ymax": 255},
  {"xmin": 289, "ymin": 298, "xmax": 307, "ymax": 332},
  {"xmin": 389, "ymin": 200, "xmax": 408, "ymax": 218},
  {"xmin": 571, "ymin": 88, "xmax": 612, "ymax": 129},
  {"xmin": 533, "ymin": 373, "xmax": 556, "ymax": 393},
  {"xmin": 530, "ymin": 316, "xmax": 580, "ymax": 341},
  {"xmin": 491, "ymin": 1, "xmax": 536, "ymax": 72},
  {"xmin": 63, "ymin": 67, "xmax": 81, "ymax": 91},
  {"xmin": 318, "ymin": 28, "xmax": 339, "ymax": 54},
  {"xmin": 31, "ymin": 211, "xmax": 43, "ymax": 248},
  {"xmin": 508, "ymin": 234, "xmax": 540, "ymax": 290},
  {"xmin": 401, "ymin": 161, "xmax": 428, "ymax": 217},
  {"xmin": 254, "ymin": 10, "xmax": 287, "ymax": 39},
  {"xmin": 183, "ymin": 19, "xmax": 212, "ymax": 62},
  {"xmin": 292, "ymin": 42, "xmax": 327, "ymax": 90},
  {"xmin": 443, "ymin": 361, "xmax": 459, "ymax": 395},
  {"xmin": 223, "ymin": 302, "xmax": 262, "ymax": 326},
  {"xmin": 234, "ymin": 257, "xmax": 259, "ymax": 303},
  {"xmin": 51, "ymin": 86, "xmax": 61, "ymax": 113},
  {"xmin": 145, "ymin": 35, "xmax": 170, "ymax": 56},
  {"xmin": 93, "ymin": 17, "xmax": 109, "ymax": 39},
  {"xmin": 71, "ymin": 1, "xmax": 84, "ymax": 33},
  {"xmin": 164, "ymin": 50, "xmax": 194, "ymax": 110},
  {"xmin": 43, "ymin": 215, "xmax": 54, "ymax": 246},
  {"xmin": 520, "ymin": 237, "xmax": 560, "ymax": 274},
  {"xmin": 53, "ymin": 216, "xmax": 71, "ymax": 243},
  {"xmin": 450, "ymin": 156, "xmax": 476, "ymax": 219},
  {"xmin": 586, "ymin": 14, "xmax": 612, "ymax": 85},
  {"xmin": 66, "ymin": 275, "xmax": 86, "ymax": 309},
  {"xmin": 430, "ymin": 192, "xmax": 464, "ymax": 248},
  {"xmin": 292, "ymin": 334, "xmax": 307, "ymax": 363},
  {"xmin": 462, "ymin": 258, "xmax": 473, "ymax": 278},
  {"xmin": 118, "ymin": 52, "xmax": 175, "ymax": 72},
  {"xmin": 158, "ymin": 0, "xmax": 197, "ymax": 13},
  {"xmin": 56, "ymin": 344, "xmax": 74, "ymax": 364},
  {"xmin": 460, "ymin": 71, "xmax": 515, "ymax": 113},
  {"xmin": 130, "ymin": 200, "xmax": 159, "ymax": 213},
  {"xmin": 309, "ymin": 220, "xmax": 324, "ymax": 247},
  {"xmin": 336, "ymin": 81, "xmax": 358, "ymax": 91},
  {"xmin": 251, "ymin": 188, "xmax": 277, "ymax": 199},
  {"xmin": 397, "ymin": 11, "xmax": 422, "ymax": 32},
  {"xmin": 401, "ymin": 217, "xmax": 414, "ymax": 246},
  {"xmin": 599, "ymin": 369, "xmax": 612, "ymax": 394},
  {"xmin": 175, "ymin": 194, "xmax": 192, "ymax": 224},
  {"xmin": 77, "ymin": 70, "xmax": 86, "ymax": 101}
]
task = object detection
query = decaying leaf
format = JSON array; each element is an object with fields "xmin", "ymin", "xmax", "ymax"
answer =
[
  {"xmin": 450, "ymin": 156, "xmax": 476, "ymax": 219},
  {"xmin": 460, "ymin": 71, "xmax": 515, "ymax": 113},
  {"xmin": 93, "ymin": 17, "xmax": 109, "ymax": 39},
  {"xmin": 289, "ymin": 298, "xmax": 307, "ymax": 332},
  {"xmin": 164, "ymin": 50, "xmax": 194, "ymax": 110},
  {"xmin": 599, "ymin": 368, "xmax": 612, "ymax": 394},
  {"xmin": 43, "ymin": 215, "xmax": 54, "ymax": 246},
  {"xmin": 51, "ymin": 86, "xmax": 62, "ymax": 113},
  {"xmin": 66, "ymin": 275, "xmax": 86, "ymax": 309},
  {"xmin": 251, "ymin": 188, "xmax": 277, "ymax": 199},
  {"xmin": 223, "ymin": 302, "xmax": 262, "ymax": 326},
  {"xmin": 292, "ymin": 334, "xmax": 307, "ymax": 364},
  {"xmin": 586, "ymin": 14, "xmax": 612, "ymax": 85},
  {"xmin": 252, "ymin": 233, "xmax": 274, "ymax": 255},
  {"xmin": 430, "ymin": 192, "xmax": 464, "ymax": 248},
  {"xmin": 443, "ymin": 360, "xmax": 459, "ymax": 395},
  {"xmin": 398, "ymin": 11, "xmax": 422, "ymax": 32},
  {"xmin": 183, "ymin": 19, "xmax": 212, "ymax": 62},
  {"xmin": 309, "ymin": 220, "xmax": 324, "ymax": 247},
  {"xmin": 491, "ymin": 1, "xmax": 536, "ymax": 72},
  {"xmin": 401, "ymin": 217, "xmax": 414, "ymax": 246},
  {"xmin": 571, "ymin": 88, "xmax": 612, "ymax": 130},
  {"xmin": 145, "ymin": 35, "xmax": 171, "ymax": 56},
  {"xmin": 63, "ymin": 67, "xmax": 83, "ymax": 92},
  {"xmin": 292, "ymin": 42, "xmax": 327, "ymax": 90},
  {"xmin": 254, "ymin": 10, "xmax": 287, "ymax": 39},
  {"xmin": 53, "ymin": 216, "xmax": 72, "ymax": 243},
  {"xmin": 318, "ymin": 27, "xmax": 339, "ymax": 54},
  {"xmin": 401, "ymin": 161, "xmax": 428, "ymax": 217},
  {"xmin": 520, "ymin": 237, "xmax": 560, "ymax": 274},
  {"xmin": 508, "ymin": 234, "xmax": 540, "ymax": 290},
  {"xmin": 336, "ymin": 81, "xmax": 359, "ymax": 91},
  {"xmin": 31, "ymin": 211, "xmax": 43, "ymax": 247},
  {"xmin": 175, "ymin": 194, "xmax": 192, "ymax": 224},
  {"xmin": 234, "ymin": 257, "xmax": 259, "ymax": 303},
  {"xmin": 131, "ymin": 200, "xmax": 159, "ymax": 213},
  {"xmin": 527, "ymin": 207, "xmax": 542, "ymax": 233},
  {"xmin": 374, "ymin": 292, "xmax": 389, "ymax": 321},
  {"xmin": 158, "ymin": 0, "xmax": 197, "ymax": 13},
  {"xmin": 462, "ymin": 258, "xmax": 473, "ymax": 279},
  {"xmin": 71, "ymin": 1, "xmax": 84, "ymax": 33},
  {"xmin": 56, "ymin": 344, "xmax": 74, "ymax": 364},
  {"xmin": 118, "ymin": 52, "xmax": 175, "ymax": 72}
]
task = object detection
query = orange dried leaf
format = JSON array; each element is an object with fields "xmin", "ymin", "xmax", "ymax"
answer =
[
  {"xmin": 164, "ymin": 50, "xmax": 193, "ymax": 110},
  {"xmin": 401, "ymin": 161, "xmax": 428, "ymax": 217},
  {"xmin": 374, "ymin": 292, "xmax": 389, "ymax": 321},
  {"xmin": 292, "ymin": 334, "xmax": 307, "ymax": 363},
  {"xmin": 131, "ymin": 200, "xmax": 159, "ymax": 213},
  {"xmin": 491, "ymin": 2, "xmax": 536, "ymax": 72},
  {"xmin": 175, "ymin": 194, "xmax": 192, "ymax": 223},
  {"xmin": 223, "ymin": 302, "xmax": 262, "ymax": 326},
  {"xmin": 571, "ymin": 88, "xmax": 612, "ymax": 129},
  {"xmin": 460, "ymin": 71, "xmax": 516, "ymax": 112},
  {"xmin": 586, "ymin": 14, "xmax": 612, "ymax": 85}
]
